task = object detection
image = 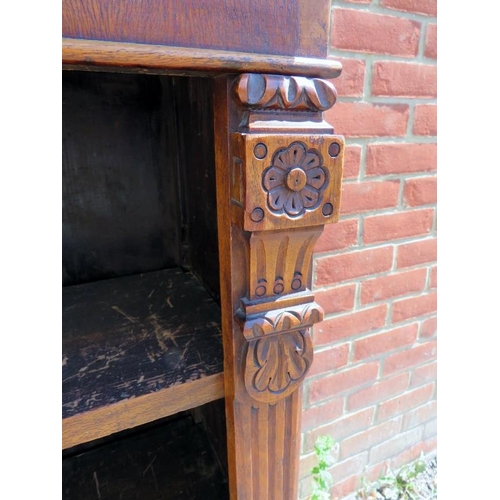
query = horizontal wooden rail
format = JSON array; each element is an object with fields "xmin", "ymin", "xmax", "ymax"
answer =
[
  {"xmin": 62, "ymin": 373, "xmax": 224, "ymax": 449},
  {"xmin": 62, "ymin": 38, "xmax": 343, "ymax": 79}
]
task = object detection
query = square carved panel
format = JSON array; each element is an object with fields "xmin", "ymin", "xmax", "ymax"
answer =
[{"xmin": 231, "ymin": 133, "xmax": 344, "ymax": 232}]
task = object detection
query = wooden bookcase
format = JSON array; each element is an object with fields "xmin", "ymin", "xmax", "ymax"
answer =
[{"xmin": 62, "ymin": 1, "xmax": 345, "ymax": 498}]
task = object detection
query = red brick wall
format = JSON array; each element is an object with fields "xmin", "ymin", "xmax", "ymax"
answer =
[{"xmin": 300, "ymin": 2, "xmax": 437, "ymax": 498}]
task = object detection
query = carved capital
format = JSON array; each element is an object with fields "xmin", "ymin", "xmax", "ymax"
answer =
[{"xmin": 237, "ymin": 301, "xmax": 323, "ymax": 403}]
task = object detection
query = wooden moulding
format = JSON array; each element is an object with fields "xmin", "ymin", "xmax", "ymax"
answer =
[
  {"xmin": 214, "ymin": 72, "xmax": 344, "ymax": 498},
  {"xmin": 62, "ymin": 38, "xmax": 343, "ymax": 79},
  {"xmin": 63, "ymin": 374, "xmax": 224, "ymax": 450}
]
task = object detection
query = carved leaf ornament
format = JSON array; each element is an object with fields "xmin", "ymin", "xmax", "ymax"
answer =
[
  {"xmin": 241, "ymin": 303, "xmax": 321, "ymax": 402},
  {"xmin": 262, "ymin": 142, "xmax": 327, "ymax": 218},
  {"xmin": 252, "ymin": 330, "xmax": 310, "ymax": 394}
]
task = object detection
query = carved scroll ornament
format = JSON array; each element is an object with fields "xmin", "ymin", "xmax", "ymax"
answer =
[{"xmin": 238, "ymin": 302, "xmax": 323, "ymax": 403}]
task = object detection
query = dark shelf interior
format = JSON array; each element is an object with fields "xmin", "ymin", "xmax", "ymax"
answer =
[
  {"xmin": 63, "ymin": 412, "xmax": 230, "ymax": 500},
  {"xmin": 62, "ymin": 69, "xmax": 227, "ymax": 494}
]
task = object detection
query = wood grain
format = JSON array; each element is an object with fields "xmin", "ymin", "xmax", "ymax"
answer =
[
  {"xmin": 214, "ymin": 69, "xmax": 345, "ymax": 496},
  {"xmin": 62, "ymin": 0, "xmax": 329, "ymax": 58},
  {"xmin": 62, "ymin": 38, "xmax": 342, "ymax": 79},
  {"xmin": 63, "ymin": 374, "xmax": 224, "ymax": 449},
  {"xmin": 62, "ymin": 268, "xmax": 223, "ymax": 448}
]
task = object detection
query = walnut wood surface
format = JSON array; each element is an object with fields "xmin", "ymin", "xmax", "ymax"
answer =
[
  {"xmin": 62, "ymin": 0, "xmax": 330, "ymax": 58},
  {"xmin": 62, "ymin": 38, "xmax": 343, "ymax": 79},
  {"xmin": 62, "ymin": 268, "xmax": 224, "ymax": 448}
]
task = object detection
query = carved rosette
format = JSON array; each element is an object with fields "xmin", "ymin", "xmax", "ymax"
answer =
[
  {"xmin": 263, "ymin": 142, "xmax": 327, "ymax": 218},
  {"xmin": 231, "ymin": 73, "xmax": 344, "ymax": 404}
]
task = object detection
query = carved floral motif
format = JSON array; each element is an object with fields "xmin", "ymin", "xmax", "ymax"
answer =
[{"xmin": 262, "ymin": 142, "xmax": 327, "ymax": 218}]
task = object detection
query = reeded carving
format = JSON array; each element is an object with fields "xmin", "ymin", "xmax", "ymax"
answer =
[
  {"xmin": 235, "ymin": 74, "xmax": 337, "ymax": 112},
  {"xmin": 249, "ymin": 229, "xmax": 322, "ymax": 300},
  {"xmin": 263, "ymin": 142, "xmax": 327, "ymax": 218}
]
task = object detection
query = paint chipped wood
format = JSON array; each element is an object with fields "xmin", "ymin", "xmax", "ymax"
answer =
[{"xmin": 62, "ymin": 268, "xmax": 223, "ymax": 448}]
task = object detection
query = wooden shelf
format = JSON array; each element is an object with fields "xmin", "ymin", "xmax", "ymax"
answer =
[
  {"xmin": 63, "ymin": 413, "xmax": 230, "ymax": 500},
  {"xmin": 62, "ymin": 268, "xmax": 224, "ymax": 449}
]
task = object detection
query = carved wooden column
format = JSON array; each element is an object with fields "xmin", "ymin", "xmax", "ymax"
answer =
[{"xmin": 214, "ymin": 72, "xmax": 344, "ymax": 499}]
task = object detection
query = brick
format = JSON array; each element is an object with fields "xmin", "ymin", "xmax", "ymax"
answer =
[
  {"xmin": 331, "ymin": 475, "xmax": 361, "ymax": 500},
  {"xmin": 299, "ymin": 444, "xmax": 340, "ymax": 479},
  {"xmin": 381, "ymin": 0, "xmax": 437, "ymax": 17},
  {"xmin": 316, "ymin": 305, "xmax": 388, "ymax": 345},
  {"xmin": 403, "ymin": 400, "xmax": 437, "ymax": 430},
  {"xmin": 420, "ymin": 316, "xmax": 437, "ymax": 338},
  {"xmin": 389, "ymin": 436, "xmax": 436, "ymax": 470},
  {"xmin": 347, "ymin": 372, "xmax": 410, "ymax": 411},
  {"xmin": 314, "ymin": 218, "xmax": 358, "ymax": 254},
  {"xmin": 341, "ymin": 180, "xmax": 400, "ymax": 215},
  {"xmin": 372, "ymin": 61, "xmax": 437, "ymax": 98},
  {"xmin": 366, "ymin": 143, "xmax": 437, "ymax": 175},
  {"xmin": 315, "ymin": 284, "xmax": 356, "ymax": 315},
  {"xmin": 424, "ymin": 418, "xmax": 437, "ymax": 438},
  {"xmin": 299, "ymin": 453, "xmax": 317, "ymax": 480},
  {"xmin": 341, "ymin": 417, "xmax": 402, "ymax": 459},
  {"xmin": 309, "ymin": 363, "xmax": 379, "ymax": 404},
  {"xmin": 315, "ymin": 246, "xmax": 393, "ymax": 286},
  {"xmin": 303, "ymin": 407, "xmax": 375, "ymax": 452},
  {"xmin": 343, "ymin": 145, "xmax": 362, "ymax": 179},
  {"xmin": 425, "ymin": 23, "xmax": 437, "ymax": 59},
  {"xmin": 410, "ymin": 361, "xmax": 437, "ymax": 387},
  {"xmin": 327, "ymin": 102, "xmax": 409, "ymax": 138},
  {"xmin": 392, "ymin": 292, "xmax": 437, "ymax": 323},
  {"xmin": 404, "ymin": 177, "xmax": 437, "ymax": 207},
  {"xmin": 363, "ymin": 209, "xmax": 434, "ymax": 244},
  {"xmin": 429, "ymin": 266, "xmax": 437, "ymax": 288},
  {"xmin": 413, "ymin": 104, "xmax": 437, "ymax": 135},
  {"xmin": 308, "ymin": 343, "xmax": 350, "ymax": 377},
  {"xmin": 362, "ymin": 461, "xmax": 387, "ymax": 483},
  {"xmin": 329, "ymin": 452, "xmax": 369, "ymax": 482},
  {"xmin": 301, "ymin": 398, "xmax": 344, "ymax": 431},
  {"xmin": 330, "ymin": 58, "xmax": 366, "ymax": 97},
  {"xmin": 361, "ymin": 269, "xmax": 427, "ymax": 304},
  {"xmin": 353, "ymin": 324, "xmax": 418, "ymax": 361},
  {"xmin": 378, "ymin": 384, "xmax": 436, "ymax": 421},
  {"xmin": 331, "ymin": 9, "xmax": 420, "ymax": 57},
  {"xmin": 370, "ymin": 426, "xmax": 424, "ymax": 463},
  {"xmin": 397, "ymin": 239, "xmax": 437, "ymax": 268},
  {"xmin": 384, "ymin": 341, "xmax": 437, "ymax": 375}
]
